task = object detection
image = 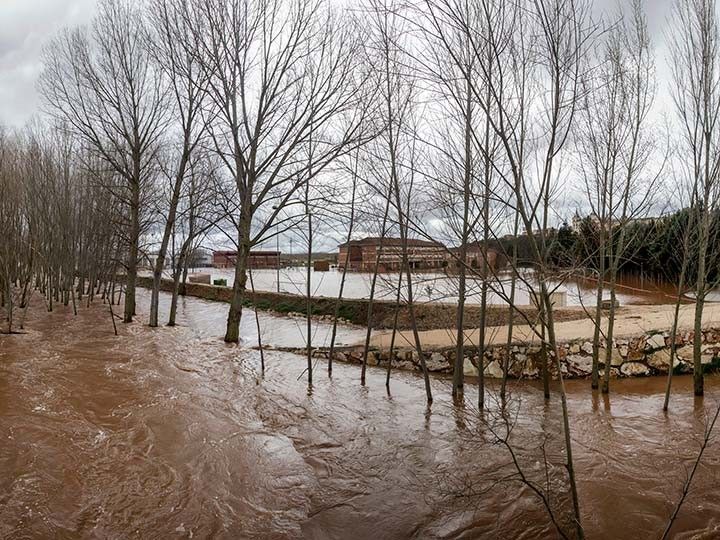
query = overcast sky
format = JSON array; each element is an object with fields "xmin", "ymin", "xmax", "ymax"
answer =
[
  {"xmin": 0, "ymin": 0, "xmax": 683, "ymax": 252},
  {"xmin": 0, "ymin": 0, "xmax": 677, "ymax": 129},
  {"xmin": 0, "ymin": 0, "xmax": 96, "ymax": 127}
]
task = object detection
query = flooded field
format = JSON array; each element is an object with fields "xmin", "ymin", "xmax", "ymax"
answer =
[
  {"xmin": 172, "ymin": 267, "xmax": 682, "ymax": 307},
  {"xmin": 2, "ymin": 291, "xmax": 720, "ymax": 539}
]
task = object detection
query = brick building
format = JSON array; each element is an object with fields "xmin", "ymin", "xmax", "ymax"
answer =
[
  {"xmin": 212, "ymin": 250, "xmax": 281, "ymax": 269},
  {"xmin": 337, "ymin": 237, "xmax": 446, "ymax": 272},
  {"xmin": 449, "ymin": 242, "xmax": 501, "ymax": 271}
]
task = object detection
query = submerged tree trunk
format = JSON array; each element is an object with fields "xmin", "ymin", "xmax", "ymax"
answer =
[
  {"xmin": 663, "ymin": 280, "xmax": 686, "ymax": 411},
  {"xmin": 501, "ymin": 211, "xmax": 520, "ymax": 401},
  {"xmin": 454, "ymin": 74, "xmax": 473, "ymax": 400},
  {"xmin": 328, "ymin": 169, "xmax": 357, "ymax": 376},
  {"xmin": 149, "ymin": 160, "xmax": 188, "ymax": 327},
  {"xmin": 591, "ymin": 241, "xmax": 606, "ymax": 389},
  {"xmin": 168, "ymin": 262, "xmax": 183, "ymax": 327},
  {"xmin": 306, "ymin": 211, "xmax": 313, "ymax": 385},
  {"xmin": 542, "ymin": 281, "xmax": 584, "ymax": 539},
  {"xmin": 386, "ymin": 271, "xmax": 403, "ymax": 388},
  {"xmin": 361, "ymin": 190, "xmax": 393, "ymax": 385},
  {"xmin": 249, "ymin": 268, "xmax": 265, "ymax": 373}
]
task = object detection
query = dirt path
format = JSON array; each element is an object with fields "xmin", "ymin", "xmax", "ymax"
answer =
[{"xmin": 366, "ymin": 302, "xmax": 720, "ymax": 349}]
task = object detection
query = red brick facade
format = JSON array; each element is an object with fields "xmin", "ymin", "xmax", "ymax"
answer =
[
  {"xmin": 337, "ymin": 237, "xmax": 446, "ymax": 272},
  {"xmin": 212, "ymin": 250, "xmax": 281, "ymax": 269}
]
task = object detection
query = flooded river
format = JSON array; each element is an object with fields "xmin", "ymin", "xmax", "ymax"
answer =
[
  {"xmin": 2, "ymin": 291, "xmax": 720, "ymax": 539},
  {"xmin": 176, "ymin": 267, "xmax": 683, "ymax": 307}
]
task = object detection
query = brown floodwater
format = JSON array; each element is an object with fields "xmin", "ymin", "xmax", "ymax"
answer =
[{"xmin": 2, "ymin": 291, "xmax": 720, "ymax": 539}]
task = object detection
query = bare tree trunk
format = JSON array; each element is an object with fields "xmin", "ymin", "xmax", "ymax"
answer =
[
  {"xmin": 591, "ymin": 239, "xmax": 606, "ymax": 389},
  {"xmin": 150, "ymin": 165, "xmax": 187, "ymax": 327},
  {"xmin": 225, "ymin": 206, "xmax": 252, "ymax": 343},
  {"xmin": 543, "ymin": 284, "xmax": 583, "ymax": 539},
  {"xmin": 453, "ymin": 74, "xmax": 473, "ymax": 400},
  {"xmin": 168, "ymin": 263, "xmax": 183, "ymax": 327},
  {"xmin": 601, "ymin": 284, "xmax": 617, "ymax": 393},
  {"xmin": 386, "ymin": 271, "xmax": 403, "ymax": 388},
  {"xmin": 361, "ymin": 191, "xmax": 393, "ymax": 385},
  {"xmin": 124, "ymin": 180, "xmax": 140, "ymax": 323},
  {"xmin": 306, "ymin": 211, "xmax": 313, "ymax": 385},
  {"xmin": 249, "ymin": 267, "xmax": 265, "ymax": 373},
  {"xmin": 501, "ymin": 212, "xmax": 519, "ymax": 402},
  {"xmin": 328, "ymin": 163, "xmax": 358, "ymax": 376},
  {"xmin": 693, "ymin": 210, "xmax": 707, "ymax": 396},
  {"xmin": 663, "ymin": 276, "xmax": 686, "ymax": 411},
  {"xmin": 392, "ymin": 179, "xmax": 432, "ymax": 404}
]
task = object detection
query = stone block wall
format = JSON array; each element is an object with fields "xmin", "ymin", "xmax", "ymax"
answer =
[{"xmin": 293, "ymin": 329, "xmax": 720, "ymax": 380}]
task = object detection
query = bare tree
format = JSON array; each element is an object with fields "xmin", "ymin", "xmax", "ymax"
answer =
[
  {"xmin": 576, "ymin": 0, "xmax": 658, "ymax": 393},
  {"xmin": 39, "ymin": 0, "xmax": 167, "ymax": 323},
  {"xmin": 361, "ymin": 0, "xmax": 433, "ymax": 403},
  {"xmin": 328, "ymin": 150, "xmax": 359, "ymax": 375},
  {"xmin": 670, "ymin": 0, "xmax": 720, "ymax": 397},
  {"xmin": 145, "ymin": 0, "xmax": 209, "ymax": 327},
  {"xmin": 193, "ymin": 0, "xmax": 366, "ymax": 343}
]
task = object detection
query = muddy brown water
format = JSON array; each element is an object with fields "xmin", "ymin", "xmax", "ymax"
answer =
[{"xmin": 2, "ymin": 291, "xmax": 720, "ymax": 539}]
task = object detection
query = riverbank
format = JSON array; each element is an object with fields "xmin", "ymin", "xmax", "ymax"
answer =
[
  {"xmin": 137, "ymin": 275, "xmax": 720, "ymax": 381},
  {"xmin": 135, "ymin": 275, "xmax": 587, "ymax": 331},
  {"xmin": 367, "ymin": 300, "xmax": 720, "ymax": 347},
  {"xmin": 284, "ymin": 325, "xmax": 720, "ymax": 381}
]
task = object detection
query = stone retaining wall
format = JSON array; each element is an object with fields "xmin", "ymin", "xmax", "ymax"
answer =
[{"xmin": 281, "ymin": 329, "xmax": 720, "ymax": 380}]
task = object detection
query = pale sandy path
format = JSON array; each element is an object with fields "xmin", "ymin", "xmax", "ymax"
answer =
[{"xmin": 364, "ymin": 302, "xmax": 720, "ymax": 349}]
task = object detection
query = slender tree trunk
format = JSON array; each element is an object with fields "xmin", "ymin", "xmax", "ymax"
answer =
[
  {"xmin": 124, "ymin": 179, "xmax": 140, "ymax": 323},
  {"xmin": 591, "ymin": 236, "xmax": 606, "ymax": 389},
  {"xmin": 306, "ymin": 211, "xmax": 313, "ymax": 385},
  {"xmin": 361, "ymin": 190, "xmax": 393, "ymax": 385},
  {"xmin": 663, "ymin": 279, "xmax": 686, "ymax": 411},
  {"xmin": 693, "ymin": 198, "xmax": 709, "ymax": 396},
  {"xmin": 392, "ymin": 183, "xmax": 432, "ymax": 403},
  {"xmin": 328, "ymin": 170, "xmax": 357, "ymax": 376},
  {"xmin": 150, "ymin": 158, "xmax": 188, "ymax": 327},
  {"xmin": 168, "ymin": 254, "xmax": 185, "ymax": 327},
  {"xmin": 601, "ymin": 285, "xmax": 617, "ymax": 393},
  {"xmin": 454, "ymin": 73, "xmax": 473, "ymax": 400},
  {"xmin": 249, "ymin": 267, "xmax": 265, "ymax": 373},
  {"xmin": 501, "ymin": 212, "xmax": 520, "ymax": 401},
  {"xmin": 543, "ymin": 282, "xmax": 584, "ymax": 539},
  {"xmin": 386, "ymin": 271, "xmax": 403, "ymax": 388},
  {"xmin": 225, "ymin": 206, "xmax": 252, "ymax": 343}
]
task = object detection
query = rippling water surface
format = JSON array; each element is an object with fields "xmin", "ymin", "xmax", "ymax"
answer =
[{"xmin": 1, "ymin": 291, "xmax": 720, "ymax": 539}]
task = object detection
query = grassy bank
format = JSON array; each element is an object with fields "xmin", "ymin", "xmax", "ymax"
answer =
[{"xmin": 135, "ymin": 275, "xmax": 586, "ymax": 330}]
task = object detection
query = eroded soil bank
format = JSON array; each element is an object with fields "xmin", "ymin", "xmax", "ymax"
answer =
[{"xmin": 1, "ymin": 291, "xmax": 720, "ymax": 539}]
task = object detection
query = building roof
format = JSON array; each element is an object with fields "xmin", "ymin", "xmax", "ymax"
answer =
[
  {"xmin": 448, "ymin": 241, "xmax": 500, "ymax": 253},
  {"xmin": 213, "ymin": 250, "xmax": 280, "ymax": 257},
  {"xmin": 338, "ymin": 237, "xmax": 445, "ymax": 249}
]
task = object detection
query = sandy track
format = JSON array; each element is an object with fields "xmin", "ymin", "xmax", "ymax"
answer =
[{"xmin": 366, "ymin": 301, "xmax": 720, "ymax": 349}]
